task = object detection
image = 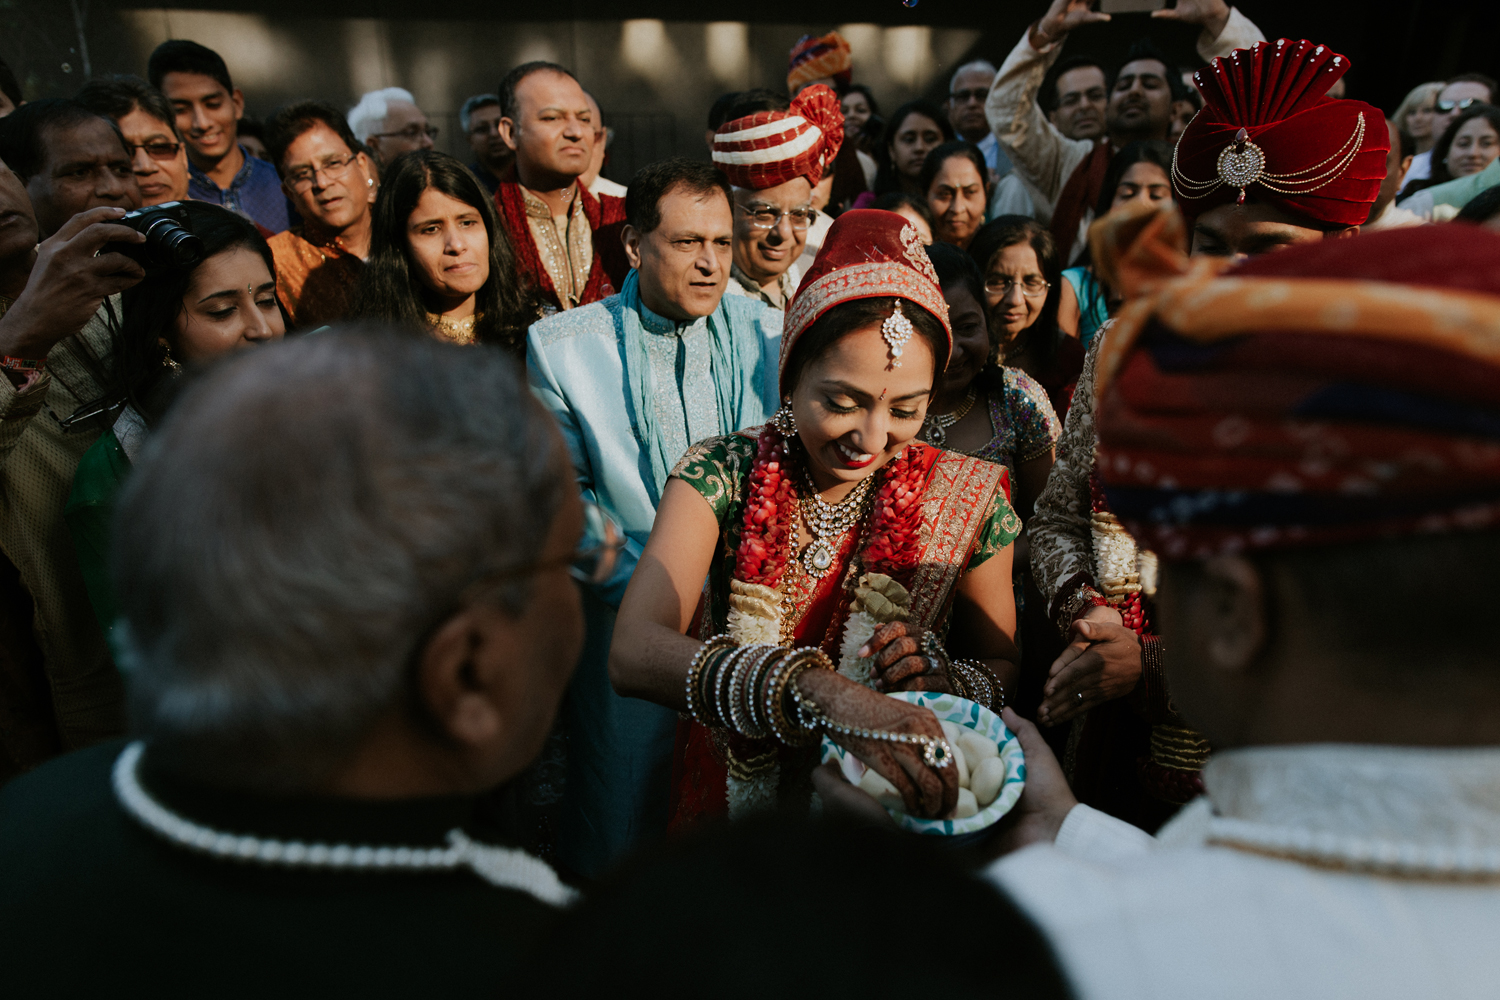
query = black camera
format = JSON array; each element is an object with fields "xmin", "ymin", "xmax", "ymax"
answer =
[{"xmin": 100, "ymin": 201, "xmax": 205, "ymax": 276}]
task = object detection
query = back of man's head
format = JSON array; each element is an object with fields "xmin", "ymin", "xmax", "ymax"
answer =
[
  {"xmin": 115, "ymin": 329, "xmax": 568, "ymax": 792},
  {"xmin": 265, "ymin": 100, "xmax": 361, "ymax": 171},
  {"xmin": 626, "ymin": 157, "xmax": 730, "ymax": 236},
  {"xmin": 74, "ymin": 75, "xmax": 180, "ymax": 139},
  {"xmin": 147, "ymin": 39, "xmax": 232, "ymax": 94},
  {"xmin": 346, "ymin": 86, "xmax": 415, "ymax": 143},
  {"xmin": 498, "ymin": 62, "xmax": 578, "ymax": 122},
  {"xmin": 0, "ymin": 97, "xmax": 116, "ymax": 183},
  {"xmin": 1093, "ymin": 221, "xmax": 1500, "ymax": 745},
  {"xmin": 1447, "ymin": 71, "xmax": 1498, "ymax": 102}
]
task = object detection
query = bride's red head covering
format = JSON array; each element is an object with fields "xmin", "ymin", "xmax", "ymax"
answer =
[
  {"xmin": 1170, "ymin": 39, "xmax": 1389, "ymax": 228},
  {"xmin": 779, "ymin": 209, "xmax": 951, "ymax": 397}
]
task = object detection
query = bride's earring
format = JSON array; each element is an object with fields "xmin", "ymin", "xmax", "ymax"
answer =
[{"xmin": 771, "ymin": 400, "xmax": 798, "ymax": 437}]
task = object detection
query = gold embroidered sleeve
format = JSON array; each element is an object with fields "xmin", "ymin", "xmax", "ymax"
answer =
[
  {"xmin": 966, "ymin": 487, "xmax": 1023, "ymax": 569},
  {"xmin": 669, "ymin": 433, "xmax": 757, "ymax": 525}
]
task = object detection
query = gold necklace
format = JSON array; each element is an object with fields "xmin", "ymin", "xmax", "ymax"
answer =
[
  {"xmin": 428, "ymin": 312, "xmax": 478, "ymax": 346},
  {"xmin": 921, "ymin": 387, "xmax": 977, "ymax": 447}
]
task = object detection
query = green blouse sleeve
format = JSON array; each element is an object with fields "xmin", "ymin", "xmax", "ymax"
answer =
[
  {"xmin": 63, "ymin": 428, "xmax": 133, "ymax": 639},
  {"xmin": 669, "ymin": 432, "xmax": 758, "ymax": 525},
  {"xmin": 966, "ymin": 485, "xmax": 1023, "ymax": 570}
]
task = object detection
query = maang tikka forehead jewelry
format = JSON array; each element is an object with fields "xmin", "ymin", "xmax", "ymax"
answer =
[{"xmin": 882, "ymin": 302, "xmax": 914, "ymax": 369}]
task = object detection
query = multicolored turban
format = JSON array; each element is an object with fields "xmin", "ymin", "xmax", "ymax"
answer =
[
  {"xmin": 1092, "ymin": 204, "xmax": 1500, "ymax": 559},
  {"xmin": 781, "ymin": 209, "xmax": 951, "ymax": 397},
  {"xmin": 712, "ymin": 84, "xmax": 845, "ymax": 192},
  {"xmin": 787, "ymin": 31, "xmax": 852, "ymax": 93},
  {"xmin": 1171, "ymin": 39, "xmax": 1389, "ymax": 229}
]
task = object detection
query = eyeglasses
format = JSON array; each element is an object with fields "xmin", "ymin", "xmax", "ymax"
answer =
[
  {"xmin": 949, "ymin": 88, "xmax": 988, "ymax": 103},
  {"xmin": 1436, "ymin": 97, "xmax": 1484, "ymax": 113},
  {"xmin": 284, "ymin": 153, "xmax": 359, "ymax": 191},
  {"xmin": 739, "ymin": 205, "xmax": 818, "ymax": 231},
  {"xmin": 373, "ymin": 123, "xmax": 439, "ymax": 141},
  {"xmin": 126, "ymin": 141, "xmax": 183, "ymax": 162},
  {"xmin": 985, "ymin": 276, "xmax": 1051, "ymax": 298}
]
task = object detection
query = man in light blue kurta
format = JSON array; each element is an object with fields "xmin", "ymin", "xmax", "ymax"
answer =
[{"xmin": 527, "ymin": 160, "xmax": 781, "ymax": 877}]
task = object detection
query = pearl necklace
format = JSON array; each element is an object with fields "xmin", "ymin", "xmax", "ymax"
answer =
[
  {"xmin": 110, "ymin": 742, "xmax": 577, "ymax": 906},
  {"xmin": 921, "ymin": 387, "xmax": 977, "ymax": 447},
  {"xmin": 798, "ymin": 471, "xmax": 876, "ymax": 577}
]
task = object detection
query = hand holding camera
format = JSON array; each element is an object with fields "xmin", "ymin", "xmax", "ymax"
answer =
[{"xmin": 0, "ymin": 207, "xmax": 152, "ymax": 365}]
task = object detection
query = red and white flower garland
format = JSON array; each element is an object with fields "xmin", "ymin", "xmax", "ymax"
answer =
[{"xmin": 722, "ymin": 422, "xmax": 929, "ymax": 815}]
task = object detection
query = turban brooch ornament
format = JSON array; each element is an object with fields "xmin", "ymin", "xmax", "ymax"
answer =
[{"xmin": 1216, "ymin": 128, "xmax": 1266, "ymax": 205}]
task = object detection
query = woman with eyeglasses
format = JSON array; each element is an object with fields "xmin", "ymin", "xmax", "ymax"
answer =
[
  {"xmin": 920, "ymin": 243, "xmax": 1058, "ymax": 519},
  {"xmin": 354, "ymin": 150, "xmax": 540, "ymax": 351},
  {"xmin": 264, "ymin": 101, "xmax": 378, "ymax": 329},
  {"xmin": 967, "ymin": 216, "xmax": 1085, "ymax": 421},
  {"xmin": 66, "ymin": 202, "xmax": 285, "ymax": 645},
  {"xmin": 76, "ymin": 76, "xmax": 191, "ymax": 207}
]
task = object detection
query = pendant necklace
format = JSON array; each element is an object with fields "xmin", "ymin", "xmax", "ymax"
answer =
[
  {"xmin": 921, "ymin": 387, "xmax": 977, "ymax": 447},
  {"xmin": 798, "ymin": 470, "xmax": 876, "ymax": 578}
]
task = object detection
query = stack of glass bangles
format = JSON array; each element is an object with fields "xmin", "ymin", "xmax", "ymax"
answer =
[{"xmin": 684, "ymin": 634, "xmax": 954, "ymax": 769}]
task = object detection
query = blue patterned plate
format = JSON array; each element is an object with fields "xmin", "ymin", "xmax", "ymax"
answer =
[{"xmin": 820, "ymin": 691, "xmax": 1026, "ymax": 836}]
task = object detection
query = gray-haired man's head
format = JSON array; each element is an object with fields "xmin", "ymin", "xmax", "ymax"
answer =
[{"xmin": 116, "ymin": 328, "xmax": 583, "ymax": 794}]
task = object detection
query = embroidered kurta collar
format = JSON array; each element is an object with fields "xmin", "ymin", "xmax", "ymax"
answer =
[
  {"xmin": 521, "ymin": 185, "xmax": 579, "ymax": 220},
  {"xmin": 636, "ymin": 297, "xmax": 710, "ymax": 337}
]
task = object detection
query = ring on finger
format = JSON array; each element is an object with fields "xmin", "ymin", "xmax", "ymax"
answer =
[{"xmin": 1076, "ymin": 691, "xmax": 1084, "ymax": 703}]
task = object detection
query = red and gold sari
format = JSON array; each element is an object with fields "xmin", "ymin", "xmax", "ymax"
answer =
[{"xmin": 666, "ymin": 430, "xmax": 1019, "ymax": 828}]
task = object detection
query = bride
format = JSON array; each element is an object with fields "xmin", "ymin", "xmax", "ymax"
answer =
[{"xmin": 610, "ymin": 210, "xmax": 1022, "ymax": 824}]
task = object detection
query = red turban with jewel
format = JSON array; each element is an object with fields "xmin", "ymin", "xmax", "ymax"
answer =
[
  {"xmin": 781, "ymin": 209, "xmax": 951, "ymax": 397},
  {"xmin": 713, "ymin": 84, "xmax": 845, "ymax": 192},
  {"xmin": 1091, "ymin": 204, "xmax": 1500, "ymax": 560},
  {"xmin": 1171, "ymin": 39, "xmax": 1389, "ymax": 228}
]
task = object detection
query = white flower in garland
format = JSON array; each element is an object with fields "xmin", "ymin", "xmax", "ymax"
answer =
[
  {"xmin": 837, "ymin": 573, "xmax": 911, "ymax": 687},
  {"xmin": 725, "ymin": 579, "xmax": 784, "ymax": 819},
  {"xmin": 726, "ymin": 579, "xmax": 783, "ymax": 645}
]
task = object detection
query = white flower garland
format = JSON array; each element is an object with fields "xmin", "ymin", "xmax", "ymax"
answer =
[{"xmin": 722, "ymin": 574, "xmax": 912, "ymax": 819}]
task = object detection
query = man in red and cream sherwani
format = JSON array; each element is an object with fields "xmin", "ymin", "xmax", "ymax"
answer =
[{"xmin": 494, "ymin": 61, "xmax": 627, "ymax": 314}]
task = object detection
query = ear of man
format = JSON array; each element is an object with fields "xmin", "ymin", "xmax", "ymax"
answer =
[
  {"xmin": 1199, "ymin": 554, "xmax": 1268, "ymax": 674},
  {"xmin": 621, "ymin": 224, "xmax": 643, "ymax": 270},
  {"xmin": 417, "ymin": 601, "xmax": 522, "ymax": 755},
  {"xmin": 498, "ymin": 117, "xmax": 520, "ymax": 154}
]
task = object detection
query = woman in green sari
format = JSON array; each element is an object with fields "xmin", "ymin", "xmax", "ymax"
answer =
[{"xmin": 66, "ymin": 202, "xmax": 284, "ymax": 642}]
